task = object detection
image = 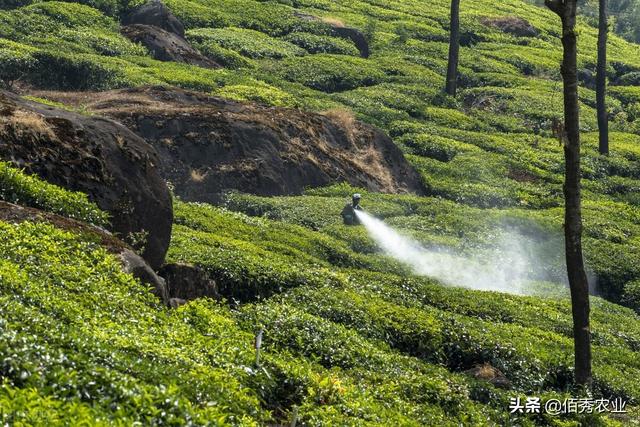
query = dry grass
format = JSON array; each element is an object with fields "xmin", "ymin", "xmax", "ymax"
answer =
[
  {"xmin": 321, "ymin": 108, "xmax": 397, "ymax": 190},
  {"xmin": 321, "ymin": 17, "xmax": 346, "ymax": 28},
  {"xmin": 322, "ymin": 108, "xmax": 358, "ymax": 142},
  {"xmin": 476, "ymin": 363, "xmax": 498, "ymax": 380},
  {"xmin": 0, "ymin": 110, "xmax": 57, "ymax": 140},
  {"xmin": 351, "ymin": 142, "xmax": 396, "ymax": 191},
  {"xmin": 190, "ymin": 169, "xmax": 207, "ymax": 182},
  {"xmin": 115, "ymin": 134, "xmax": 126, "ymax": 148}
]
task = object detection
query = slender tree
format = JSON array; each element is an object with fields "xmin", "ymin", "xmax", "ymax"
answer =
[
  {"xmin": 597, "ymin": 0, "xmax": 609, "ymax": 155},
  {"xmin": 545, "ymin": 0, "xmax": 592, "ymax": 388},
  {"xmin": 445, "ymin": 0, "xmax": 460, "ymax": 96}
]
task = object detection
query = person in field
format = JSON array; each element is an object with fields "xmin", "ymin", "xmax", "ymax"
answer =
[{"xmin": 341, "ymin": 193, "xmax": 363, "ymax": 225}]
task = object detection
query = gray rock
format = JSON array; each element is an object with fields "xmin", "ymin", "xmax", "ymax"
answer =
[
  {"xmin": 119, "ymin": 249, "xmax": 169, "ymax": 304},
  {"xmin": 332, "ymin": 26, "xmax": 369, "ymax": 58},
  {"xmin": 159, "ymin": 263, "xmax": 218, "ymax": 301},
  {"xmin": 169, "ymin": 298, "xmax": 188, "ymax": 308},
  {"xmin": 122, "ymin": 0, "xmax": 185, "ymax": 38},
  {"xmin": 0, "ymin": 90, "xmax": 173, "ymax": 269},
  {"xmin": 121, "ymin": 24, "xmax": 220, "ymax": 69}
]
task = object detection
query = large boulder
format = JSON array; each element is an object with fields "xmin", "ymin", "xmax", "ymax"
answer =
[
  {"xmin": 0, "ymin": 91, "xmax": 172, "ymax": 269},
  {"xmin": 121, "ymin": 24, "xmax": 220, "ymax": 69},
  {"xmin": 0, "ymin": 201, "xmax": 169, "ymax": 304},
  {"xmin": 122, "ymin": 0, "xmax": 185, "ymax": 38},
  {"xmin": 39, "ymin": 86, "xmax": 426, "ymax": 203},
  {"xmin": 119, "ymin": 249, "xmax": 169, "ymax": 303}
]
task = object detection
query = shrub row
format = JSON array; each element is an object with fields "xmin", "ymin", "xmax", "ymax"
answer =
[{"xmin": 0, "ymin": 162, "xmax": 108, "ymax": 226}]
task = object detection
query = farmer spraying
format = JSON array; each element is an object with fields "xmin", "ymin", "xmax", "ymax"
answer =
[{"xmin": 341, "ymin": 193, "xmax": 363, "ymax": 225}]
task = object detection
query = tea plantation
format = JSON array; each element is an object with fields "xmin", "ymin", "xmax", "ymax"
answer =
[
  {"xmin": 1, "ymin": 0, "xmax": 640, "ymax": 424},
  {"xmin": 1, "ymin": 167, "xmax": 639, "ymax": 425}
]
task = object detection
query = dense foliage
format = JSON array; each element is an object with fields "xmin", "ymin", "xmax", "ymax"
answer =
[
  {"xmin": 1, "ymin": 1, "xmax": 638, "ymax": 306},
  {"xmin": 3, "ymin": 191, "xmax": 636, "ymax": 425},
  {"xmin": 167, "ymin": 199, "xmax": 640, "ymax": 424},
  {"xmin": 1, "ymin": 0, "xmax": 640, "ymax": 423},
  {"xmin": 526, "ymin": 0, "xmax": 640, "ymax": 44},
  {"xmin": 0, "ymin": 162, "xmax": 108, "ymax": 226}
]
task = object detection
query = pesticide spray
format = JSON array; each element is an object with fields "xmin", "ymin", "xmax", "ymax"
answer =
[{"xmin": 354, "ymin": 210, "xmax": 539, "ymax": 295}]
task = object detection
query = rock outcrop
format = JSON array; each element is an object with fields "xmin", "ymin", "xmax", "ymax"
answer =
[
  {"xmin": 0, "ymin": 201, "xmax": 169, "ymax": 304},
  {"xmin": 159, "ymin": 263, "xmax": 218, "ymax": 301},
  {"xmin": 119, "ymin": 249, "xmax": 169, "ymax": 303},
  {"xmin": 0, "ymin": 90, "xmax": 172, "ymax": 269},
  {"xmin": 121, "ymin": 24, "xmax": 220, "ymax": 69},
  {"xmin": 481, "ymin": 16, "xmax": 539, "ymax": 38},
  {"xmin": 122, "ymin": 0, "xmax": 185, "ymax": 38},
  {"xmin": 37, "ymin": 86, "xmax": 426, "ymax": 204},
  {"xmin": 331, "ymin": 26, "xmax": 369, "ymax": 58}
]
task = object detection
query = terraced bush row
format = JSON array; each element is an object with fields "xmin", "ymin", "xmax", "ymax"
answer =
[
  {"xmin": 2, "ymin": 213, "xmax": 493, "ymax": 426},
  {"xmin": 1, "ymin": 182, "xmax": 633, "ymax": 424},
  {"xmin": 236, "ymin": 299, "xmax": 621, "ymax": 426},
  {"xmin": 187, "ymin": 27, "xmax": 306, "ymax": 60},
  {"xmin": 225, "ymin": 188, "xmax": 640, "ymax": 311},
  {"xmin": 0, "ymin": 220, "xmax": 268, "ymax": 424},
  {"xmin": 274, "ymin": 279, "xmax": 640, "ymax": 401},
  {"xmin": 0, "ymin": 162, "xmax": 108, "ymax": 226},
  {"xmin": 171, "ymin": 201, "xmax": 640, "ymax": 392},
  {"xmin": 164, "ymin": 201, "xmax": 640, "ymax": 422},
  {"xmin": 2, "ymin": 0, "xmax": 640, "ymax": 155},
  {"xmin": 167, "ymin": 200, "xmax": 409, "ymax": 301},
  {"xmin": 0, "ymin": 213, "xmax": 520, "ymax": 426}
]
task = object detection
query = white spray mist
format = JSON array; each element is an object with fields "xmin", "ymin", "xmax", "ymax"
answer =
[{"xmin": 355, "ymin": 210, "xmax": 536, "ymax": 295}]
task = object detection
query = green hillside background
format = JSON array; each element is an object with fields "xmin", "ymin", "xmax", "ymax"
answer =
[{"xmin": 1, "ymin": 0, "xmax": 640, "ymax": 425}]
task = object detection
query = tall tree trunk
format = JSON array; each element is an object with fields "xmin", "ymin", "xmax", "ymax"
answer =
[
  {"xmin": 445, "ymin": 0, "xmax": 460, "ymax": 96},
  {"xmin": 597, "ymin": 0, "xmax": 609, "ymax": 155},
  {"xmin": 545, "ymin": 0, "xmax": 592, "ymax": 388}
]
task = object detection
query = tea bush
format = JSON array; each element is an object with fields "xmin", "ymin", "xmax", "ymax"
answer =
[
  {"xmin": 0, "ymin": 162, "xmax": 108, "ymax": 226},
  {"xmin": 2, "ymin": 0, "xmax": 640, "ymax": 422},
  {"xmin": 0, "ymin": 44, "xmax": 37, "ymax": 88},
  {"xmin": 236, "ymin": 302, "xmax": 509, "ymax": 426},
  {"xmin": 274, "ymin": 54, "xmax": 388, "ymax": 92},
  {"xmin": 215, "ymin": 82, "xmax": 298, "ymax": 107},
  {"xmin": 186, "ymin": 27, "xmax": 306, "ymax": 59},
  {"xmin": 0, "ymin": 221, "xmax": 268, "ymax": 424},
  {"xmin": 282, "ymin": 32, "xmax": 359, "ymax": 56},
  {"xmin": 398, "ymin": 133, "xmax": 480, "ymax": 161},
  {"xmin": 622, "ymin": 280, "xmax": 640, "ymax": 313},
  {"xmin": 164, "ymin": 199, "xmax": 640, "ymax": 421},
  {"xmin": 22, "ymin": 177, "xmax": 615, "ymax": 426},
  {"xmin": 275, "ymin": 280, "xmax": 640, "ymax": 400},
  {"xmin": 0, "ymin": 212, "xmax": 519, "ymax": 425},
  {"xmin": 187, "ymin": 38, "xmax": 253, "ymax": 69},
  {"xmin": 225, "ymin": 187, "xmax": 640, "ymax": 308}
]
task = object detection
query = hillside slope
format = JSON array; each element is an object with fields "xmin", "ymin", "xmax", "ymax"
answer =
[
  {"xmin": 2, "ymin": 0, "xmax": 640, "ymax": 304},
  {"xmin": 0, "ymin": 0, "xmax": 640, "ymax": 304},
  {"xmin": 1, "ymin": 0, "xmax": 640, "ymax": 425},
  {"xmin": 1, "ymin": 167, "xmax": 639, "ymax": 425},
  {"xmin": 31, "ymin": 86, "xmax": 426, "ymax": 202}
]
